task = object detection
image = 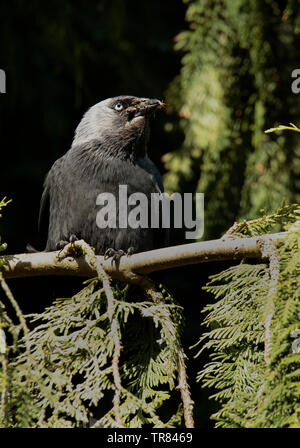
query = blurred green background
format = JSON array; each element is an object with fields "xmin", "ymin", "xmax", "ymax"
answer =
[{"xmin": 0, "ymin": 0, "xmax": 300, "ymax": 427}]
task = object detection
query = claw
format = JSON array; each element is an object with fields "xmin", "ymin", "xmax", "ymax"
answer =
[
  {"xmin": 56, "ymin": 234, "xmax": 78, "ymax": 250},
  {"xmin": 127, "ymin": 247, "xmax": 135, "ymax": 256},
  {"xmin": 103, "ymin": 248, "xmax": 128, "ymax": 265},
  {"xmin": 69, "ymin": 234, "xmax": 78, "ymax": 244},
  {"xmin": 56, "ymin": 240, "xmax": 69, "ymax": 251},
  {"xmin": 56, "ymin": 235, "xmax": 82, "ymax": 258},
  {"xmin": 111, "ymin": 250, "xmax": 125, "ymax": 264},
  {"xmin": 104, "ymin": 248, "xmax": 117, "ymax": 260}
]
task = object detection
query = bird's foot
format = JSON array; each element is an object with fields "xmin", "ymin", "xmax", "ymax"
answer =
[
  {"xmin": 56, "ymin": 235, "xmax": 82, "ymax": 257},
  {"xmin": 69, "ymin": 234, "xmax": 79, "ymax": 244},
  {"xmin": 104, "ymin": 248, "xmax": 125, "ymax": 265},
  {"xmin": 103, "ymin": 247, "xmax": 134, "ymax": 265},
  {"xmin": 56, "ymin": 240, "xmax": 69, "ymax": 251}
]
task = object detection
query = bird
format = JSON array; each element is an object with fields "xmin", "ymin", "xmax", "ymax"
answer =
[{"xmin": 38, "ymin": 95, "xmax": 167, "ymax": 260}]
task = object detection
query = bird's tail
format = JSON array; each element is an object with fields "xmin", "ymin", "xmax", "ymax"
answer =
[{"xmin": 26, "ymin": 243, "xmax": 39, "ymax": 253}]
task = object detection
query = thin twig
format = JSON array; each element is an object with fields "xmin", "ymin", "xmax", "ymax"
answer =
[
  {"xmin": 176, "ymin": 350, "xmax": 194, "ymax": 428},
  {"xmin": 0, "ymin": 272, "xmax": 30, "ymax": 425},
  {"xmin": 0, "ymin": 324, "xmax": 8, "ymax": 424},
  {"xmin": 259, "ymin": 239, "xmax": 280, "ymax": 365},
  {"xmin": 0, "ymin": 272, "xmax": 29, "ymax": 337}
]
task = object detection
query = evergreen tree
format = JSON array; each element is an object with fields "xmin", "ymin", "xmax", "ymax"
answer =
[{"xmin": 164, "ymin": 0, "xmax": 300, "ymax": 238}]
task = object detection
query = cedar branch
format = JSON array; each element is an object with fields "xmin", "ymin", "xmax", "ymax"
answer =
[{"xmin": 0, "ymin": 233, "xmax": 286, "ymax": 283}]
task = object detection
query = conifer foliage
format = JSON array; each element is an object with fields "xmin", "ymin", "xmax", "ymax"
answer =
[
  {"xmin": 196, "ymin": 204, "xmax": 300, "ymax": 427},
  {"xmin": 0, "ymin": 236, "xmax": 186, "ymax": 427}
]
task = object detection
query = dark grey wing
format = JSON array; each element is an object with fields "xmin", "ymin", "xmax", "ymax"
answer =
[
  {"xmin": 138, "ymin": 155, "xmax": 164, "ymax": 193},
  {"xmin": 35, "ymin": 180, "xmax": 51, "ymax": 251},
  {"xmin": 137, "ymin": 155, "xmax": 169, "ymax": 248},
  {"xmin": 27, "ymin": 172, "xmax": 51, "ymax": 252},
  {"xmin": 40, "ymin": 156, "xmax": 69, "ymax": 251},
  {"xmin": 38, "ymin": 182, "xmax": 50, "ymax": 233},
  {"xmin": 42, "ymin": 153, "xmax": 109, "ymax": 253}
]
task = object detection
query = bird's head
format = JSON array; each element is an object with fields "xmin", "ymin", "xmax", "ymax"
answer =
[{"xmin": 72, "ymin": 96, "xmax": 165, "ymax": 159}]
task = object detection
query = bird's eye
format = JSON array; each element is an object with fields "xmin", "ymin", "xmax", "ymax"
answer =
[{"xmin": 114, "ymin": 102, "xmax": 124, "ymax": 111}]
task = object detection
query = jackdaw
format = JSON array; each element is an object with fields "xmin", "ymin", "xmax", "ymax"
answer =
[{"xmin": 39, "ymin": 95, "xmax": 167, "ymax": 258}]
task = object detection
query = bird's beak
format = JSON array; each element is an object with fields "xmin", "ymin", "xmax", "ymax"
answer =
[
  {"xmin": 139, "ymin": 98, "xmax": 165, "ymax": 113},
  {"xmin": 127, "ymin": 98, "xmax": 165, "ymax": 120}
]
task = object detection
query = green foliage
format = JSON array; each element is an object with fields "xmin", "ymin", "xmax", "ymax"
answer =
[
  {"xmin": 1, "ymin": 280, "xmax": 184, "ymax": 428},
  {"xmin": 165, "ymin": 0, "xmax": 300, "ymax": 238},
  {"xmin": 0, "ymin": 200, "xmax": 300, "ymax": 428},
  {"xmin": 251, "ymin": 220, "xmax": 300, "ymax": 427},
  {"xmin": 0, "ymin": 197, "xmax": 12, "ymax": 216},
  {"xmin": 196, "ymin": 205, "xmax": 300, "ymax": 427},
  {"xmin": 225, "ymin": 203, "xmax": 300, "ymax": 237},
  {"xmin": 196, "ymin": 264, "xmax": 268, "ymax": 427},
  {"xmin": 0, "ymin": 198, "xmax": 11, "ymax": 257},
  {"xmin": 265, "ymin": 123, "xmax": 300, "ymax": 134}
]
